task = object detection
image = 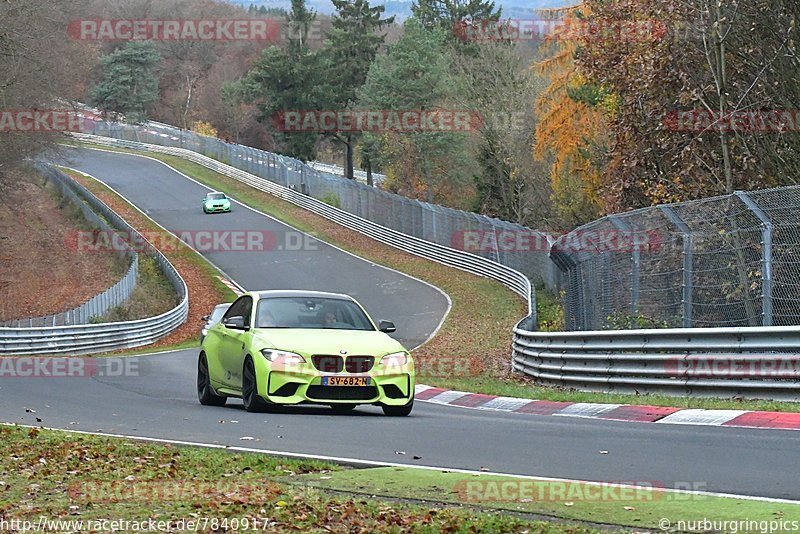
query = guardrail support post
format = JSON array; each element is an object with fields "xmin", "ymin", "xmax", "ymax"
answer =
[
  {"xmin": 735, "ymin": 191, "xmax": 773, "ymax": 326},
  {"xmin": 659, "ymin": 206, "xmax": 693, "ymax": 327},
  {"xmin": 609, "ymin": 216, "xmax": 639, "ymax": 315}
]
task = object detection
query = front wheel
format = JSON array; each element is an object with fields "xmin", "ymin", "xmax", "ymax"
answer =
[
  {"xmin": 197, "ymin": 352, "xmax": 226, "ymax": 407},
  {"xmin": 242, "ymin": 357, "xmax": 269, "ymax": 413},
  {"xmin": 382, "ymin": 400, "xmax": 413, "ymax": 417}
]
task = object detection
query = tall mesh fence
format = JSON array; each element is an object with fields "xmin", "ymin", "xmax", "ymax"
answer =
[
  {"xmin": 551, "ymin": 188, "xmax": 800, "ymax": 330},
  {"xmin": 83, "ymin": 120, "xmax": 800, "ymax": 331},
  {"xmin": 85, "ymin": 121, "xmax": 559, "ymax": 295}
]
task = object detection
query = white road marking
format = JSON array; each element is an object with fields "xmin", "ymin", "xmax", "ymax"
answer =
[
  {"xmin": 2, "ymin": 422, "xmax": 797, "ymax": 505},
  {"xmin": 657, "ymin": 409, "xmax": 748, "ymax": 426}
]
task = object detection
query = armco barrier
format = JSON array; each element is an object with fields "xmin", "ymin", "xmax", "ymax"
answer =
[
  {"xmin": 0, "ymin": 165, "xmax": 188, "ymax": 355},
  {"xmin": 69, "ymin": 133, "xmax": 533, "ymax": 315},
  {"xmin": 512, "ymin": 323, "xmax": 800, "ymax": 401}
]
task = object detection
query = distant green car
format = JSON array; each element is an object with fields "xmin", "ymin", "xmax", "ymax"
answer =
[
  {"xmin": 202, "ymin": 191, "xmax": 231, "ymax": 213},
  {"xmin": 197, "ymin": 290, "xmax": 415, "ymax": 416}
]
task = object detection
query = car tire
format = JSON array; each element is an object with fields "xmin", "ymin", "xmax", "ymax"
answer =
[
  {"xmin": 382, "ymin": 399, "xmax": 413, "ymax": 417},
  {"xmin": 197, "ymin": 352, "xmax": 226, "ymax": 407},
  {"xmin": 330, "ymin": 404, "xmax": 356, "ymax": 414},
  {"xmin": 242, "ymin": 357, "xmax": 269, "ymax": 413}
]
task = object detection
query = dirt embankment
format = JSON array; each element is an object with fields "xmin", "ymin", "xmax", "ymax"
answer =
[{"xmin": 0, "ymin": 168, "xmax": 122, "ymax": 321}]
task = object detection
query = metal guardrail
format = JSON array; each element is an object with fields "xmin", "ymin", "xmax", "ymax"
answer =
[
  {"xmin": 308, "ymin": 161, "xmax": 386, "ymax": 186},
  {"xmin": 70, "ymin": 133, "xmax": 533, "ymax": 315},
  {"xmin": 83, "ymin": 120, "xmax": 558, "ymax": 295},
  {"xmin": 1, "ymin": 165, "xmax": 139, "ymax": 328},
  {"xmin": 512, "ymin": 323, "xmax": 800, "ymax": 400},
  {"xmin": 0, "ymin": 165, "xmax": 188, "ymax": 355}
]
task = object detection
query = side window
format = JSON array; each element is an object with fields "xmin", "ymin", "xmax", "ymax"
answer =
[
  {"xmin": 240, "ymin": 297, "xmax": 253, "ymax": 327},
  {"xmin": 223, "ymin": 296, "xmax": 252, "ymax": 324}
]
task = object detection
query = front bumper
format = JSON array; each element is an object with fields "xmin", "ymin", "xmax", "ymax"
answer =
[
  {"xmin": 204, "ymin": 204, "xmax": 231, "ymax": 213},
  {"xmin": 256, "ymin": 359, "xmax": 414, "ymax": 406}
]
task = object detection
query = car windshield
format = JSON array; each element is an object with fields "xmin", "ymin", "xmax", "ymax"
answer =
[
  {"xmin": 207, "ymin": 193, "xmax": 226, "ymax": 200},
  {"xmin": 255, "ymin": 297, "xmax": 374, "ymax": 330}
]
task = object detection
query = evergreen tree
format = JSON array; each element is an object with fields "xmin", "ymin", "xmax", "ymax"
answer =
[
  {"xmin": 244, "ymin": 0, "xmax": 322, "ymax": 161},
  {"xmin": 321, "ymin": 0, "xmax": 394, "ymax": 178},
  {"xmin": 359, "ymin": 19, "xmax": 472, "ymax": 202},
  {"xmin": 411, "ymin": 0, "xmax": 500, "ymax": 34},
  {"xmin": 90, "ymin": 41, "xmax": 161, "ymax": 123}
]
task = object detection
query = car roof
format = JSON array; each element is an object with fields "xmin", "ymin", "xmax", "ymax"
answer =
[
  {"xmin": 205, "ymin": 191, "xmax": 226, "ymax": 196},
  {"xmin": 254, "ymin": 289, "xmax": 353, "ymax": 301}
]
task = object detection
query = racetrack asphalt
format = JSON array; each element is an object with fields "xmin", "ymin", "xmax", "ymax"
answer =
[
  {"xmin": 2, "ymin": 147, "xmax": 797, "ymax": 502},
  {"xmin": 59, "ymin": 146, "xmax": 450, "ymax": 350},
  {"xmin": 2, "ymin": 349, "xmax": 799, "ymax": 500}
]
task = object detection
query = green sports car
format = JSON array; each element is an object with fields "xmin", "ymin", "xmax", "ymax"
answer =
[
  {"xmin": 197, "ymin": 290, "xmax": 415, "ymax": 416},
  {"xmin": 202, "ymin": 191, "xmax": 232, "ymax": 213}
]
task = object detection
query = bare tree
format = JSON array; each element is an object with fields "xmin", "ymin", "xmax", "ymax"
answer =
[{"xmin": 0, "ymin": 1, "xmax": 95, "ymax": 178}]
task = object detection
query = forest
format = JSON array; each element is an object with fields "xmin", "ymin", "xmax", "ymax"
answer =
[{"xmin": 1, "ymin": 0, "xmax": 799, "ymax": 231}]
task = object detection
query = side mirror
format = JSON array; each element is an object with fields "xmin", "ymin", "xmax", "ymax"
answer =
[
  {"xmin": 201, "ymin": 315, "xmax": 210, "ymax": 322},
  {"xmin": 224, "ymin": 316, "xmax": 247, "ymax": 330},
  {"xmin": 378, "ymin": 320, "xmax": 396, "ymax": 333}
]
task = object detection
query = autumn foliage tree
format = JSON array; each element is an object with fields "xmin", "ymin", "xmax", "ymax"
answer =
[
  {"xmin": 575, "ymin": 0, "xmax": 800, "ymax": 210},
  {"xmin": 534, "ymin": 6, "xmax": 609, "ymax": 227}
]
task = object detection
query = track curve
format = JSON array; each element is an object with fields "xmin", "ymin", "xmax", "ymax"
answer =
[
  {"xmin": 2, "ymin": 147, "xmax": 798, "ymax": 502},
  {"xmin": 60, "ymin": 146, "xmax": 450, "ymax": 349}
]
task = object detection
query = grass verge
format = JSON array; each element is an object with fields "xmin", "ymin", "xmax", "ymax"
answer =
[
  {"xmin": 0, "ymin": 425, "xmax": 603, "ymax": 533},
  {"xmin": 289, "ymin": 466, "xmax": 800, "ymax": 531},
  {"xmin": 66, "ymin": 142, "xmax": 800, "ymax": 412}
]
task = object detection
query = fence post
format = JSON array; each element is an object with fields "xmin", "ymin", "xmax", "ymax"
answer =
[
  {"xmin": 659, "ymin": 206, "xmax": 694, "ymax": 327},
  {"xmin": 608, "ymin": 215, "xmax": 639, "ymax": 315},
  {"xmin": 735, "ymin": 191, "xmax": 773, "ymax": 326}
]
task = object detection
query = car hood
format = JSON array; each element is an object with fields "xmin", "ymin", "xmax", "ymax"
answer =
[
  {"xmin": 205, "ymin": 198, "xmax": 229, "ymax": 204},
  {"xmin": 252, "ymin": 328, "xmax": 406, "ymax": 356}
]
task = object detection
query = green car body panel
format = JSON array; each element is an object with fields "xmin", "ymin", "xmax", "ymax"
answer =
[
  {"xmin": 202, "ymin": 192, "xmax": 231, "ymax": 213},
  {"xmin": 199, "ymin": 291, "xmax": 415, "ymax": 413}
]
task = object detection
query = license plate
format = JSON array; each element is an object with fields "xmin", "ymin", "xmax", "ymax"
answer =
[{"xmin": 322, "ymin": 376, "xmax": 371, "ymax": 386}]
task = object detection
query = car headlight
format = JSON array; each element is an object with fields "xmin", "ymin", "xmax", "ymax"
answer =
[
  {"xmin": 380, "ymin": 351, "xmax": 408, "ymax": 368},
  {"xmin": 260, "ymin": 349, "xmax": 306, "ymax": 366}
]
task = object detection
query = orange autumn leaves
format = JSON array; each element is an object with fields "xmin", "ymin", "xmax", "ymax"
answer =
[{"xmin": 533, "ymin": 6, "xmax": 608, "ymax": 227}]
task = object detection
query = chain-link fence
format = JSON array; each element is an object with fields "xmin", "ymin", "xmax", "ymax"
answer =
[
  {"xmin": 551, "ymin": 188, "xmax": 800, "ymax": 330},
  {"xmin": 85, "ymin": 120, "xmax": 559, "ymax": 295},
  {"xmin": 82, "ymin": 119, "xmax": 800, "ymax": 333}
]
